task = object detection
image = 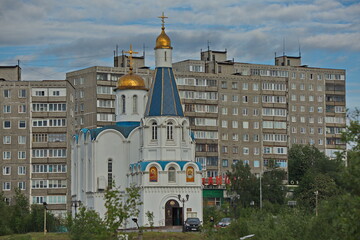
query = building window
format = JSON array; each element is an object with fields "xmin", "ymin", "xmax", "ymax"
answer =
[
  {"xmin": 3, "ymin": 136, "xmax": 11, "ymax": 144},
  {"xmin": 242, "ymin": 83, "xmax": 248, "ymax": 90},
  {"xmin": 232, "ymin": 82, "xmax": 238, "ymax": 89},
  {"xmin": 168, "ymin": 167, "xmax": 176, "ymax": 182},
  {"xmin": 108, "ymin": 159, "xmax": 113, "ymax": 188},
  {"xmin": 151, "ymin": 122, "xmax": 158, "ymax": 140},
  {"xmin": 3, "ymin": 120, "xmax": 11, "ymax": 129},
  {"xmin": 3, "ymin": 166, "xmax": 11, "ymax": 175},
  {"xmin": 18, "ymin": 166, "xmax": 26, "ymax": 175},
  {"xmin": 242, "ymin": 96, "xmax": 248, "ymax": 103},
  {"xmin": 18, "ymin": 136, "xmax": 26, "ymax": 144},
  {"xmin": 19, "ymin": 120, "xmax": 26, "ymax": 129},
  {"xmin": 3, "ymin": 182, "xmax": 11, "ymax": 191},
  {"xmin": 4, "ymin": 90, "xmax": 10, "ymax": 98},
  {"xmin": 19, "ymin": 89, "xmax": 26, "ymax": 98},
  {"xmin": 18, "ymin": 182, "xmax": 26, "ymax": 190},
  {"xmin": 121, "ymin": 95, "xmax": 126, "ymax": 114},
  {"xmin": 18, "ymin": 105, "xmax": 26, "ymax": 113},
  {"xmin": 133, "ymin": 95, "xmax": 138, "ymax": 113},
  {"xmin": 243, "ymin": 147, "xmax": 249, "ymax": 155},
  {"xmin": 3, "ymin": 105, "xmax": 11, "ymax": 113},
  {"xmin": 18, "ymin": 151, "xmax": 26, "ymax": 159},
  {"xmin": 3, "ymin": 151, "xmax": 11, "ymax": 160},
  {"xmin": 222, "ymin": 159, "xmax": 228, "ymax": 167},
  {"xmin": 166, "ymin": 122, "xmax": 173, "ymax": 140}
]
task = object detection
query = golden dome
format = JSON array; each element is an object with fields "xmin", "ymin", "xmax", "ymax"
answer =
[
  {"xmin": 155, "ymin": 29, "xmax": 172, "ymax": 49},
  {"xmin": 116, "ymin": 72, "xmax": 147, "ymax": 90}
]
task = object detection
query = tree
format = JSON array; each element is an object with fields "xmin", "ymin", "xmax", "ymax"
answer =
[
  {"xmin": 9, "ymin": 188, "xmax": 30, "ymax": 234},
  {"xmin": 226, "ymin": 161, "xmax": 259, "ymax": 209},
  {"xmin": 0, "ymin": 192, "xmax": 12, "ymax": 235},
  {"xmin": 67, "ymin": 207, "xmax": 109, "ymax": 240},
  {"xmin": 145, "ymin": 211, "xmax": 154, "ymax": 230},
  {"xmin": 288, "ymin": 144, "xmax": 342, "ymax": 182},
  {"xmin": 261, "ymin": 162, "xmax": 287, "ymax": 205},
  {"xmin": 104, "ymin": 182, "xmax": 142, "ymax": 237}
]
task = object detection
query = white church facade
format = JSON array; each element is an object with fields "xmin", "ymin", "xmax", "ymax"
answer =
[{"xmin": 71, "ymin": 15, "xmax": 203, "ymax": 228}]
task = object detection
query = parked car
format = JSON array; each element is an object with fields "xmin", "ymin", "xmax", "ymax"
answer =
[
  {"xmin": 216, "ymin": 217, "xmax": 232, "ymax": 228},
  {"xmin": 184, "ymin": 217, "xmax": 201, "ymax": 232}
]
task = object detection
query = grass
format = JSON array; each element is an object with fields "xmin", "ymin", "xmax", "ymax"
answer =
[{"xmin": 0, "ymin": 232, "xmax": 204, "ymax": 240}]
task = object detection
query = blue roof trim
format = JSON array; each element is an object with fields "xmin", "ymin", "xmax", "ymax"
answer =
[
  {"xmin": 79, "ymin": 123, "xmax": 140, "ymax": 140},
  {"xmin": 145, "ymin": 67, "xmax": 184, "ymax": 117},
  {"xmin": 129, "ymin": 161, "xmax": 202, "ymax": 172}
]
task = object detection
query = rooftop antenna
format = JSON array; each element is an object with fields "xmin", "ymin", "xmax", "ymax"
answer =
[
  {"xmin": 298, "ymin": 37, "xmax": 301, "ymax": 57},
  {"xmin": 283, "ymin": 37, "xmax": 286, "ymax": 56},
  {"xmin": 207, "ymin": 40, "xmax": 211, "ymax": 61}
]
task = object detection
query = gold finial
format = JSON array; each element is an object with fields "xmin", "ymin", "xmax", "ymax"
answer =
[
  {"xmin": 158, "ymin": 12, "xmax": 168, "ymax": 30},
  {"xmin": 124, "ymin": 44, "xmax": 138, "ymax": 73}
]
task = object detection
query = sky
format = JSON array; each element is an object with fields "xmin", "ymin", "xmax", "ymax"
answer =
[{"xmin": 0, "ymin": 0, "xmax": 359, "ymax": 109}]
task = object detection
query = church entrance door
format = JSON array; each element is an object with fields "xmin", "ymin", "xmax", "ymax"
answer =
[{"xmin": 165, "ymin": 199, "xmax": 182, "ymax": 226}]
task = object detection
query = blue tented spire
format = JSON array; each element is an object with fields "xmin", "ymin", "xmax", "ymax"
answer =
[{"xmin": 145, "ymin": 67, "xmax": 184, "ymax": 117}]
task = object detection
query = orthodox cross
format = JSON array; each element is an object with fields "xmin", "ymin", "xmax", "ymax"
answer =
[
  {"xmin": 158, "ymin": 12, "xmax": 168, "ymax": 29},
  {"xmin": 124, "ymin": 44, "xmax": 138, "ymax": 72}
]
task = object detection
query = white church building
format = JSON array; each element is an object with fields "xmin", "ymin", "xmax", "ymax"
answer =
[{"xmin": 71, "ymin": 15, "xmax": 203, "ymax": 228}]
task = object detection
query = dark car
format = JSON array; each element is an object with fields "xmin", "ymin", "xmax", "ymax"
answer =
[
  {"xmin": 216, "ymin": 217, "xmax": 232, "ymax": 228},
  {"xmin": 184, "ymin": 217, "xmax": 201, "ymax": 232}
]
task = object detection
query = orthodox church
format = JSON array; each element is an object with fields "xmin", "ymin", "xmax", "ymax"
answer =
[{"xmin": 71, "ymin": 14, "xmax": 203, "ymax": 228}]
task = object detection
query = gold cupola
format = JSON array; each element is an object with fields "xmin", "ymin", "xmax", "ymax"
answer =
[
  {"xmin": 155, "ymin": 12, "xmax": 172, "ymax": 49},
  {"xmin": 116, "ymin": 45, "xmax": 147, "ymax": 90}
]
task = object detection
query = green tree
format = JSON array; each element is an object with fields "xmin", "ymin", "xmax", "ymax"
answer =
[
  {"xmin": 288, "ymin": 144, "xmax": 342, "ymax": 182},
  {"xmin": 9, "ymin": 188, "xmax": 30, "ymax": 234},
  {"xmin": 226, "ymin": 161, "xmax": 259, "ymax": 209},
  {"xmin": 67, "ymin": 207, "xmax": 109, "ymax": 240},
  {"xmin": 104, "ymin": 183, "xmax": 142, "ymax": 237},
  {"xmin": 261, "ymin": 160, "xmax": 287, "ymax": 205},
  {"xmin": 0, "ymin": 192, "xmax": 12, "ymax": 235},
  {"xmin": 145, "ymin": 211, "xmax": 154, "ymax": 230}
]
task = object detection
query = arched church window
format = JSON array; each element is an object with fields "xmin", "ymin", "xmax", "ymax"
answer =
[
  {"xmin": 165, "ymin": 51, "xmax": 167, "ymax": 62},
  {"xmin": 121, "ymin": 95, "xmax": 126, "ymax": 114},
  {"xmin": 186, "ymin": 166, "xmax": 195, "ymax": 182},
  {"xmin": 151, "ymin": 122, "xmax": 158, "ymax": 140},
  {"xmin": 108, "ymin": 159, "xmax": 113, "ymax": 188},
  {"xmin": 166, "ymin": 122, "xmax": 173, "ymax": 140},
  {"xmin": 168, "ymin": 167, "xmax": 176, "ymax": 182},
  {"xmin": 149, "ymin": 166, "xmax": 158, "ymax": 182},
  {"xmin": 133, "ymin": 95, "xmax": 138, "ymax": 113},
  {"xmin": 182, "ymin": 122, "xmax": 186, "ymax": 142}
]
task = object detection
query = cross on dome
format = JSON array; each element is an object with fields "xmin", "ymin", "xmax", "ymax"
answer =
[
  {"xmin": 124, "ymin": 44, "xmax": 139, "ymax": 72},
  {"xmin": 158, "ymin": 12, "xmax": 168, "ymax": 30}
]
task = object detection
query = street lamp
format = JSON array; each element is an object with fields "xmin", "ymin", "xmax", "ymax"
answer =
[
  {"xmin": 178, "ymin": 194, "xmax": 189, "ymax": 232},
  {"xmin": 43, "ymin": 202, "xmax": 47, "ymax": 235},
  {"xmin": 72, "ymin": 200, "xmax": 82, "ymax": 216},
  {"xmin": 132, "ymin": 218, "xmax": 143, "ymax": 240}
]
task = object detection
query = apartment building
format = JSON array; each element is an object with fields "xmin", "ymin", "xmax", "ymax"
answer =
[
  {"xmin": 174, "ymin": 50, "xmax": 346, "ymax": 180},
  {"xmin": 0, "ymin": 78, "xmax": 74, "ymax": 215},
  {"xmin": 66, "ymin": 49, "xmax": 346, "ymax": 182}
]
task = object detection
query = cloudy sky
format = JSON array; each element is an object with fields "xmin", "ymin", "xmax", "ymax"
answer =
[{"xmin": 0, "ymin": 0, "xmax": 359, "ymax": 109}]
